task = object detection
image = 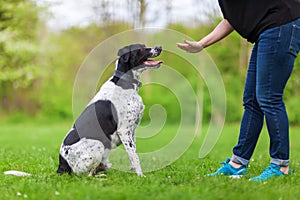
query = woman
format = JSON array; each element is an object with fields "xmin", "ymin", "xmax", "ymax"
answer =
[{"xmin": 177, "ymin": 0, "xmax": 300, "ymax": 182}]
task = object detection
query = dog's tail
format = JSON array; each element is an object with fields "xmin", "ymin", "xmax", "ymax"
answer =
[{"xmin": 56, "ymin": 154, "xmax": 72, "ymax": 174}]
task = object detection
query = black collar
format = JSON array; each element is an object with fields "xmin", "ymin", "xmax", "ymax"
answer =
[{"xmin": 113, "ymin": 70, "xmax": 142, "ymax": 88}]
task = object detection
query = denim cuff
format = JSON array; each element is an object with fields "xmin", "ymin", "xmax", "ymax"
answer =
[
  {"xmin": 271, "ymin": 158, "xmax": 289, "ymax": 167},
  {"xmin": 231, "ymin": 155, "xmax": 249, "ymax": 167}
]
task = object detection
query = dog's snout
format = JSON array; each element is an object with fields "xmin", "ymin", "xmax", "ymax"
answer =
[
  {"xmin": 150, "ymin": 46, "xmax": 162, "ymax": 57},
  {"xmin": 154, "ymin": 46, "xmax": 162, "ymax": 53},
  {"xmin": 146, "ymin": 45, "xmax": 162, "ymax": 58}
]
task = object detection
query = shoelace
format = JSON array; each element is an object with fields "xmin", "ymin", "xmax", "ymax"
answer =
[
  {"xmin": 260, "ymin": 165, "xmax": 280, "ymax": 177},
  {"xmin": 219, "ymin": 158, "xmax": 230, "ymax": 166}
]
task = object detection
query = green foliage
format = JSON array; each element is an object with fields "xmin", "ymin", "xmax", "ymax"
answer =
[
  {"xmin": 0, "ymin": 0, "xmax": 39, "ymax": 84},
  {"xmin": 35, "ymin": 24, "xmax": 133, "ymax": 120},
  {"xmin": 1, "ymin": 7, "xmax": 300, "ymax": 124},
  {"xmin": 285, "ymin": 56, "xmax": 300, "ymax": 125},
  {"xmin": 0, "ymin": 0, "xmax": 39, "ymax": 116}
]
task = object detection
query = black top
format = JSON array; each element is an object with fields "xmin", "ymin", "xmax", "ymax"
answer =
[{"xmin": 218, "ymin": 0, "xmax": 300, "ymax": 43}]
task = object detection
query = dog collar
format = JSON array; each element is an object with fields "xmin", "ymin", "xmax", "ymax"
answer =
[{"xmin": 113, "ymin": 70, "xmax": 142, "ymax": 88}]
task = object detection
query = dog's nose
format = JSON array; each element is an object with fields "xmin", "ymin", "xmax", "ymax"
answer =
[
  {"xmin": 154, "ymin": 46, "xmax": 162, "ymax": 53},
  {"xmin": 153, "ymin": 46, "xmax": 162, "ymax": 55}
]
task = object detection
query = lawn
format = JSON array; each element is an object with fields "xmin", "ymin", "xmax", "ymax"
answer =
[{"xmin": 1, "ymin": 121, "xmax": 300, "ymax": 200}]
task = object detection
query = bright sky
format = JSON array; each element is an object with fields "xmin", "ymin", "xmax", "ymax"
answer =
[{"xmin": 36, "ymin": 0, "xmax": 221, "ymax": 30}]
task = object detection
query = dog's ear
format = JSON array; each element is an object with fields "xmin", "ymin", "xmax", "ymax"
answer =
[{"xmin": 118, "ymin": 46, "xmax": 131, "ymax": 63}]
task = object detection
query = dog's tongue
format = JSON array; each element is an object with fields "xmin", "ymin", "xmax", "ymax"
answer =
[{"xmin": 144, "ymin": 60, "xmax": 163, "ymax": 66}]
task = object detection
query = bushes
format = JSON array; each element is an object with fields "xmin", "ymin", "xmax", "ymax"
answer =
[
  {"xmin": 1, "ymin": 21, "xmax": 300, "ymax": 124},
  {"xmin": 0, "ymin": 0, "xmax": 40, "ymax": 117}
]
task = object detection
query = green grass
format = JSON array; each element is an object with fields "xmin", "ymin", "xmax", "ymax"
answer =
[{"xmin": 1, "ymin": 121, "xmax": 300, "ymax": 200}]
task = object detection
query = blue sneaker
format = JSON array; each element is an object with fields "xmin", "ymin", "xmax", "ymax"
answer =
[
  {"xmin": 206, "ymin": 158, "xmax": 247, "ymax": 178},
  {"xmin": 249, "ymin": 164, "xmax": 287, "ymax": 182}
]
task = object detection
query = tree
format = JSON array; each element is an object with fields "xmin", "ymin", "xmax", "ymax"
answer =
[
  {"xmin": 0, "ymin": 0, "xmax": 39, "ymax": 117},
  {"xmin": 91, "ymin": 0, "xmax": 112, "ymax": 26},
  {"xmin": 137, "ymin": 0, "xmax": 147, "ymax": 28}
]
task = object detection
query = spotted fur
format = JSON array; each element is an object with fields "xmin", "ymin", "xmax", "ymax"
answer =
[{"xmin": 57, "ymin": 44, "xmax": 162, "ymax": 176}]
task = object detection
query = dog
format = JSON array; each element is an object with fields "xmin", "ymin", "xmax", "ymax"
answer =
[{"xmin": 57, "ymin": 44, "xmax": 162, "ymax": 176}]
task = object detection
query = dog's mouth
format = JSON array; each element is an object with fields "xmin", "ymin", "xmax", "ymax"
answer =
[{"xmin": 143, "ymin": 59, "xmax": 163, "ymax": 67}]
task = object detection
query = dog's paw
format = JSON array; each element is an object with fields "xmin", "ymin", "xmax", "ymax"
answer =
[
  {"xmin": 136, "ymin": 171, "xmax": 145, "ymax": 177},
  {"xmin": 95, "ymin": 163, "xmax": 112, "ymax": 173},
  {"xmin": 130, "ymin": 166, "xmax": 144, "ymax": 177},
  {"xmin": 105, "ymin": 163, "xmax": 112, "ymax": 169},
  {"xmin": 139, "ymin": 174, "xmax": 146, "ymax": 178}
]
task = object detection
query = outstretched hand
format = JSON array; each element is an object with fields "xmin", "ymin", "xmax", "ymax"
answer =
[{"xmin": 176, "ymin": 40, "xmax": 203, "ymax": 53}]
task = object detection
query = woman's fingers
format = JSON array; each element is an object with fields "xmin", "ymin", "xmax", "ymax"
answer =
[{"xmin": 176, "ymin": 40, "xmax": 203, "ymax": 53}]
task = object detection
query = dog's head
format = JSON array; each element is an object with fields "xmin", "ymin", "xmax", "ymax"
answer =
[
  {"xmin": 112, "ymin": 44, "xmax": 162, "ymax": 89},
  {"xmin": 117, "ymin": 44, "xmax": 162, "ymax": 72}
]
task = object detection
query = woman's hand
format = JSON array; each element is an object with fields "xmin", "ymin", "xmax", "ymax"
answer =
[
  {"xmin": 176, "ymin": 19, "xmax": 234, "ymax": 53},
  {"xmin": 176, "ymin": 40, "xmax": 204, "ymax": 53}
]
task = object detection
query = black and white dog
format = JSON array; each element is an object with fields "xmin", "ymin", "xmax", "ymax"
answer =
[{"xmin": 57, "ymin": 44, "xmax": 162, "ymax": 176}]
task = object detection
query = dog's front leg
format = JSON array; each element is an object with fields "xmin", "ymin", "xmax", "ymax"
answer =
[{"xmin": 118, "ymin": 131, "xmax": 143, "ymax": 176}]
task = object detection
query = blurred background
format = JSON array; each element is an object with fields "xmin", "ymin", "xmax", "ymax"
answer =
[{"xmin": 1, "ymin": 0, "xmax": 300, "ymax": 125}]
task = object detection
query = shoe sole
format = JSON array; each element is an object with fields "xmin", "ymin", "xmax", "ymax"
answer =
[{"xmin": 229, "ymin": 175, "xmax": 243, "ymax": 179}]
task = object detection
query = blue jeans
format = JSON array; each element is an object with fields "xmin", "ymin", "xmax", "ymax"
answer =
[{"xmin": 231, "ymin": 19, "xmax": 300, "ymax": 167}]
